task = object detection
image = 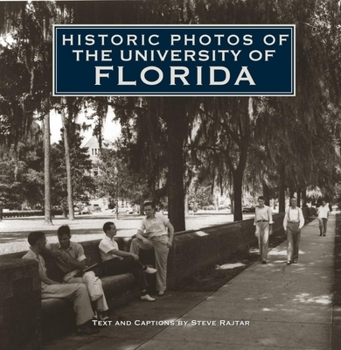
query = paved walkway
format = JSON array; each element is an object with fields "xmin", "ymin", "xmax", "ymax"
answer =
[{"xmin": 44, "ymin": 215, "xmax": 336, "ymax": 350}]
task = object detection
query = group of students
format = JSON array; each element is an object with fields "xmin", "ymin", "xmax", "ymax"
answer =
[
  {"xmin": 254, "ymin": 196, "xmax": 330, "ymax": 265},
  {"xmin": 22, "ymin": 200, "xmax": 174, "ymax": 335}
]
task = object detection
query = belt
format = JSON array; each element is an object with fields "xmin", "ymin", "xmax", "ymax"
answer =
[
  {"xmin": 288, "ymin": 221, "xmax": 299, "ymax": 223},
  {"xmin": 256, "ymin": 220, "xmax": 268, "ymax": 223}
]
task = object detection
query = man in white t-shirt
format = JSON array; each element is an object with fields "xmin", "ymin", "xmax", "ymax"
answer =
[
  {"xmin": 99, "ymin": 221, "xmax": 156, "ymax": 302},
  {"xmin": 316, "ymin": 200, "xmax": 330, "ymax": 236},
  {"xmin": 283, "ymin": 197, "xmax": 305, "ymax": 265},
  {"xmin": 130, "ymin": 200, "xmax": 174, "ymax": 296}
]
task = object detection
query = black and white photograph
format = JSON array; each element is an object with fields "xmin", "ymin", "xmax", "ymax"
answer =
[{"xmin": 0, "ymin": 1, "xmax": 340, "ymax": 350}]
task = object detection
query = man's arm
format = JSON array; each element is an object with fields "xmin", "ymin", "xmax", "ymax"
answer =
[
  {"xmin": 105, "ymin": 248, "xmax": 138, "ymax": 260},
  {"xmin": 136, "ymin": 230, "xmax": 149, "ymax": 244},
  {"xmin": 299, "ymin": 208, "xmax": 305, "ymax": 229},
  {"xmin": 283, "ymin": 209, "xmax": 288, "ymax": 231},
  {"xmin": 166, "ymin": 222, "xmax": 175, "ymax": 247},
  {"xmin": 268, "ymin": 207, "xmax": 274, "ymax": 234},
  {"xmin": 43, "ymin": 245, "xmax": 86, "ymax": 270},
  {"xmin": 254, "ymin": 207, "xmax": 257, "ymax": 226},
  {"xmin": 39, "ymin": 271, "xmax": 60, "ymax": 285}
]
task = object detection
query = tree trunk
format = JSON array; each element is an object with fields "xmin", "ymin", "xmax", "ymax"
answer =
[
  {"xmin": 61, "ymin": 102, "xmax": 75, "ymax": 220},
  {"xmin": 139, "ymin": 196, "xmax": 144, "ymax": 215},
  {"xmin": 44, "ymin": 110, "xmax": 52, "ymax": 225},
  {"xmin": 229, "ymin": 191, "xmax": 234, "ymax": 214},
  {"xmin": 184, "ymin": 192, "xmax": 189, "ymax": 215},
  {"xmin": 262, "ymin": 182, "xmax": 270, "ymax": 206},
  {"xmin": 289, "ymin": 187, "xmax": 295, "ymax": 201},
  {"xmin": 297, "ymin": 188, "xmax": 301, "ymax": 207},
  {"xmin": 233, "ymin": 171, "xmax": 243, "ymax": 221},
  {"xmin": 279, "ymin": 165, "xmax": 286, "ymax": 213},
  {"xmin": 166, "ymin": 98, "xmax": 186, "ymax": 232},
  {"xmin": 302, "ymin": 187, "xmax": 307, "ymax": 207}
]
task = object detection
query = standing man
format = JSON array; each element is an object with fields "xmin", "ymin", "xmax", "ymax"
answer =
[
  {"xmin": 254, "ymin": 196, "xmax": 274, "ymax": 264},
  {"xmin": 22, "ymin": 231, "xmax": 98, "ymax": 334},
  {"xmin": 283, "ymin": 197, "xmax": 305, "ymax": 265},
  {"xmin": 46, "ymin": 225, "xmax": 109, "ymax": 320},
  {"xmin": 316, "ymin": 200, "xmax": 330, "ymax": 236},
  {"xmin": 130, "ymin": 200, "xmax": 174, "ymax": 296},
  {"xmin": 99, "ymin": 221, "xmax": 157, "ymax": 301}
]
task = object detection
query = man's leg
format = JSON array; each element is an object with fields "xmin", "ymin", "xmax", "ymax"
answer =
[
  {"xmin": 68, "ymin": 275, "xmax": 109, "ymax": 314},
  {"xmin": 103, "ymin": 256, "xmax": 149, "ymax": 291},
  {"xmin": 287, "ymin": 224, "xmax": 294, "ymax": 263},
  {"xmin": 261, "ymin": 223, "xmax": 269, "ymax": 262},
  {"xmin": 151, "ymin": 236, "xmax": 170, "ymax": 292},
  {"xmin": 130, "ymin": 237, "xmax": 154, "ymax": 255},
  {"xmin": 323, "ymin": 218, "xmax": 327, "ymax": 235},
  {"xmin": 318, "ymin": 219, "xmax": 323, "ymax": 236},
  {"xmin": 255, "ymin": 224, "xmax": 262, "ymax": 261},
  {"xmin": 292, "ymin": 225, "xmax": 301, "ymax": 262},
  {"xmin": 41, "ymin": 283, "xmax": 93, "ymax": 326}
]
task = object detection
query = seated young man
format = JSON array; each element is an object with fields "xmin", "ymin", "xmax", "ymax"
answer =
[
  {"xmin": 45, "ymin": 225, "xmax": 109, "ymax": 320},
  {"xmin": 22, "ymin": 231, "xmax": 98, "ymax": 335},
  {"xmin": 99, "ymin": 221, "xmax": 156, "ymax": 301}
]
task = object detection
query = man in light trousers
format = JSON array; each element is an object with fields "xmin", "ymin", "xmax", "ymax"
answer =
[
  {"xmin": 254, "ymin": 196, "xmax": 274, "ymax": 264},
  {"xmin": 130, "ymin": 200, "xmax": 174, "ymax": 296},
  {"xmin": 283, "ymin": 197, "xmax": 305, "ymax": 265}
]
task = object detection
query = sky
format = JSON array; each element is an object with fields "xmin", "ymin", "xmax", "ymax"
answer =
[{"xmin": 49, "ymin": 108, "xmax": 121, "ymax": 146}]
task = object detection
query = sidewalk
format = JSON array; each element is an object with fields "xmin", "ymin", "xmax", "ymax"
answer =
[{"xmin": 44, "ymin": 215, "xmax": 336, "ymax": 350}]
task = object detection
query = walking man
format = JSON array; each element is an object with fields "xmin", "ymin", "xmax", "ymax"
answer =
[
  {"xmin": 22, "ymin": 231, "xmax": 98, "ymax": 334},
  {"xmin": 283, "ymin": 197, "xmax": 305, "ymax": 265},
  {"xmin": 130, "ymin": 200, "xmax": 174, "ymax": 296},
  {"xmin": 316, "ymin": 200, "xmax": 330, "ymax": 236},
  {"xmin": 254, "ymin": 196, "xmax": 274, "ymax": 264},
  {"xmin": 99, "ymin": 221, "xmax": 157, "ymax": 301}
]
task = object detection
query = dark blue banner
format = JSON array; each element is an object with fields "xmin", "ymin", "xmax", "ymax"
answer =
[{"xmin": 53, "ymin": 25, "xmax": 295, "ymax": 96}]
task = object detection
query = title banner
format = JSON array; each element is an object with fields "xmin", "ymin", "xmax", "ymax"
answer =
[{"xmin": 53, "ymin": 25, "xmax": 295, "ymax": 96}]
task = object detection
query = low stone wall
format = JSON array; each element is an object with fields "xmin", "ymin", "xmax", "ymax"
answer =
[
  {"xmin": 0, "ymin": 211, "xmax": 305, "ymax": 349},
  {"xmin": 0, "ymin": 258, "xmax": 41, "ymax": 350},
  {"xmin": 166, "ymin": 212, "xmax": 285, "ymax": 287}
]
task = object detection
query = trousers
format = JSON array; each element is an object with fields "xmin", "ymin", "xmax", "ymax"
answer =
[
  {"xmin": 255, "ymin": 222, "xmax": 269, "ymax": 261},
  {"xmin": 130, "ymin": 235, "xmax": 169, "ymax": 292},
  {"xmin": 318, "ymin": 218, "xmax": 328, "ymax": 235},
  {"xmin": 102, "ymin": 256, "xmax": 148, "ymax": 291},
  {"xmin": 66, "ymin": 274, "xmax": 109, "ymax": 313},
  {"xmin": 41, "ymin": 283, "xmax": 93, "ymax": 325},
  {"xmin": 287, "ymin": 222, "xmax": 301, "ymax": 262}
]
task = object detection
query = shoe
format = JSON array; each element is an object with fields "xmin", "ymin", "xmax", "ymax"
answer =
[
  {"xmin": 292, "ymin": 260, "xmax": 298, "ymax": 264},
  {"xmin": 144, "ymin": 267, "xmax": 157, "ymax": 274},
  {"xmin": 98, "ymin": 313, "xmax": 109, "ymax": 321},
  {"xmin": 140, "ymin": 294, "xmax": 156, "ymax": 302},
  {"xmin": 157, "ymin": 291, "xmax": 165, "ymax": 297},
  {"xmin": 323, "ymin": 234, "xmax": 326, "ymax": 236},
  {"xmin": 262, "ymin": 261, "xmax": 267, "ymax": 264},
  {"xmin": 286, "ymin": 261, "xmax": 291, "ymax": 265},
  {"xmin": 77, "ymin": 325, "xmax": 100, "ymax": 335},
  {"xmin": 319, "ymin": 234, "xmax": 322, "ymax": 236}
]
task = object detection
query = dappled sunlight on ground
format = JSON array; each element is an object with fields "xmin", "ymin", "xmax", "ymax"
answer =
[
  {"xmin": 215, "ymin": 263, "xmax": 246, "ymax": 270},
  {"xmin": 292, "ymin": 293, "xmax": 332, "ymax": 305}
]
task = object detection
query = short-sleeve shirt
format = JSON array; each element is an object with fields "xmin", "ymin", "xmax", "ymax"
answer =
[
  {"xmin": 317, "ymin": 205, "xmax": 330, "ymax": 219},
  {"xmin": 138, "ymin": 212, "xmax": 169, "ymax": 238},
  {"xmin": 254, "ymin": 205, "xmax": 274, "ymax": 225},
  {"xmin": 99, "ymin": 235, "xmax": 122, "ymax": 261},
  {"xmin": 22, "ymin": 249, "xmax": 48, "ymax": 288},
  {"xmin": 47, "ymin": 241, "xmax": 86, "ymax": 278}
]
